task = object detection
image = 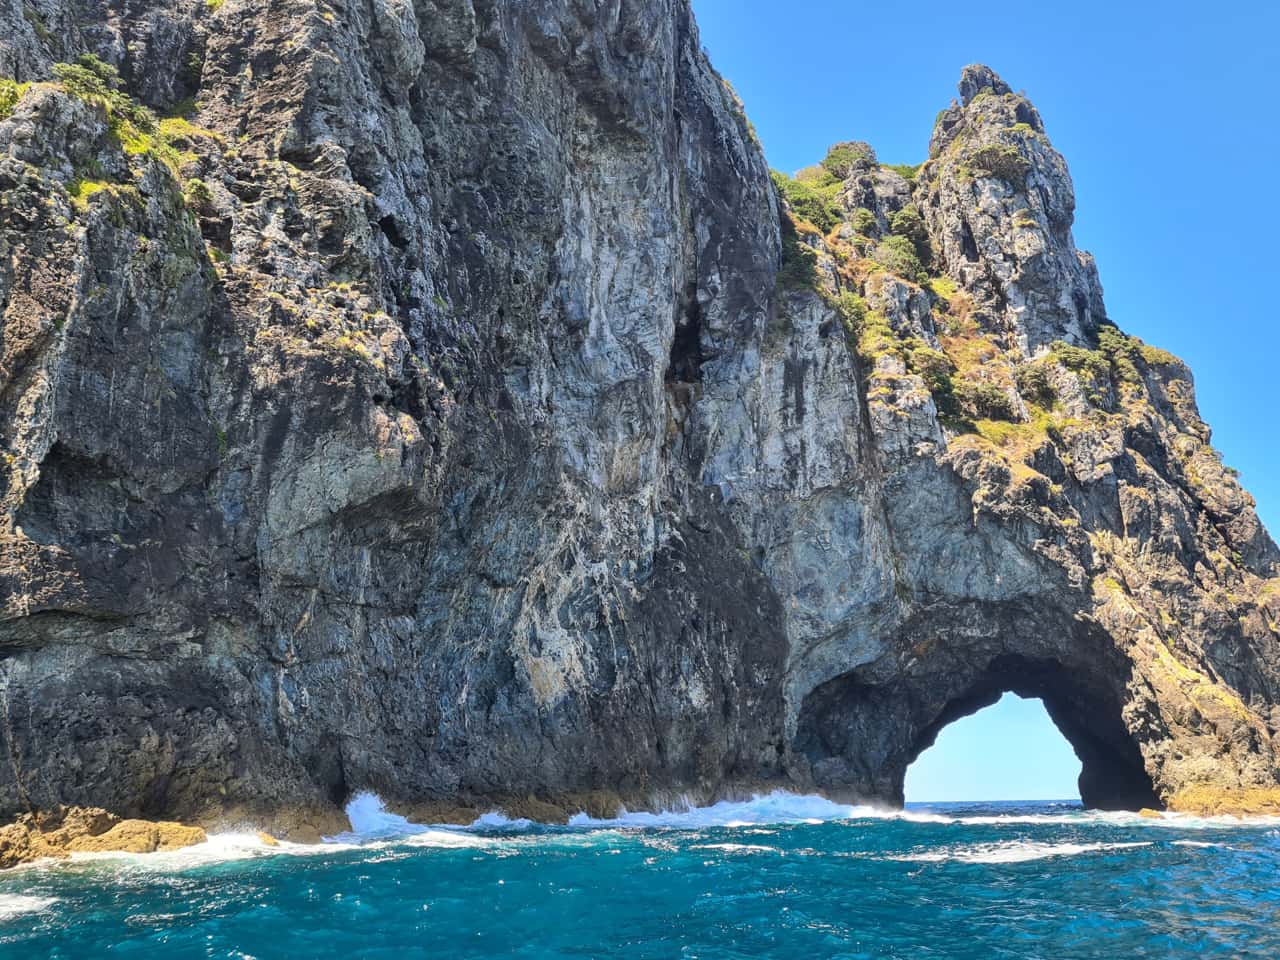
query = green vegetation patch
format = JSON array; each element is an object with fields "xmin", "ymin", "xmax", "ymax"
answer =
[
  {"xmin": 821, "ymin": 141, "xmax": 871, "ymax": 179},
  {"xmin": 889, "ymin": 202, "xmax": 931, "ymax": 264},
  {"xmin": 68, "ymin": 178, "xmax": 111, "ymax": 211},
  {"xmin": 0, "ymin": 78, "xmax": 31, "ymax": 120},
  {"xmin": 1139, "ymin": 343, "xmax": 1180, "ymax": 366},
  {"xmin": 776, "ymin": 209, "xmax": 818, "ymax": 290},
  {"xmin": 1014, "ymin": 360, "xmax": 1056, "ymax": 407},
  {"xmin": 954, "ymin": 379, "xmax": 1017, "ymax": 421},
  {"xmin": 883, "ymin": 162, "xmax": 921, "ymax": 182},
  {"xmin": 908, "ymin": 344, "xmax": 956, "ymax": 412},
  {"xmin": 871, "ymin": 234, "xmax": 926, "ymax": 283},
  {"xmin": 851, "ymin": 207, "xmax": 877, "ymax": 236},
  {"xmin": 1050, "ymin": 341, "xmax": 1109, "ymax": 380},
  {"xmin": 771, "ymin": 169, "xmax": 842, "ymax": 234},
  {"xmin": 53, "ymin": 55, "xmax": 221, "ymax": 178},
  {"xmin": 856, "ymin": 311, "xmax": 902, "ymax": 363},
  {"xmin": 834, "ymin": 291, "xmax": 867, "ymax": 332},
  {"xmin": 968, "ymin": 144, "xmax": 1030, "ymax": 183}
]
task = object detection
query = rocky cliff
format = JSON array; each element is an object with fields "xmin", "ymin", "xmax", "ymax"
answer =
[{"xmin": 1, "ymin": 1, "xmax": 1277, "ymax": 831}]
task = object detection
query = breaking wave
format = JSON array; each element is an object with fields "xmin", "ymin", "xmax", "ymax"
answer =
[
  {"xmin": 331, "ymin": 791, "xmax": 1280, "ymax": 840},
  {"xmin": 886, "ymin": 840, "xmax": 1154, "ymax": 864},
  {"xmin": 0, "ymin": 894, "xmax": 58, "ymax": 922}
]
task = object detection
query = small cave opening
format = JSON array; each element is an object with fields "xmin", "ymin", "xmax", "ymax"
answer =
[
  {"xmin": 665, "ymin": 293, "xmax": 705, "ymax": 385},
  {"xmin": 958, "ymin": 218, "xmax": 980, "ymax": 262},
  {"xmin": 378, "ymin": 214, "xmax": 410, "ymax": 250}
]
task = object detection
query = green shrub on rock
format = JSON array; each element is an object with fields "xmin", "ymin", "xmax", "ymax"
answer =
[
  {"xmin": 834, "ymin": 291, "xmax": 868, "ymax": 332},
  {"xmin": 889, "ymin": 203, "xmax": 931, "ymax": 263},
  {"xmin": 1095, "ymin": 324, "xmax": 1142, "ymax": 384},
  {"xmin": 1139, "ymin": 343, "xmax": 1180, "ymax": 366},
  {"xmin": 776, "ymin": 211, "xmax": 818, "ymax": 290},
  {"xmin": 969, "ymin": 144, "xmax": 1029, "ymax": 183},
  {"xmin": 851, "ymin": 207, "xmax": 878, "ymax": 236},
  {"xmin": 872, "ymin": 235, "xmax": 926, "ymax": 282},
  {"xmin": 909, "ymin": 345, "xmax": 957, "ymax": 413},
  {"xmin": 1051, "ymin": 341, "xmax": 1109, "ymax": 380},
  {"xmin": 0, "ymin": 78, "xmax": 30, "ymax": 120},
  {"xmin": 821, "ymin": 141, "xmax": 872, "ymax": 180},
  {"xmin": 955, "ymin": 380, "xmax": 1017, "ymax": 421},
  {"xmin": 183, "ymin": 177, "xmax": 213, "ymax": 207},
  {"xmin": 53, "ymin": 55, "xmax": 152, "ymax": 130},
  {"xmin": 771, "ymin": 169, "xmax": 842, "ymax": 234},
  {"xmin": 1014, "ymin": 361, "xmax": 1056, "ymax": 407}
]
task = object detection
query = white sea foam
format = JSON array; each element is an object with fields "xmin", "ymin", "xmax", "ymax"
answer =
[
  {"xmin": 334, "ymin": 790, "xmax": 1280, "ymax": 838},
  {"xmin": 467, "ymin": 812, "xmax": 534, "ymax": 831},
  {"xmin": 0, "ymin": 894, "xmax": 58, "ymax": 922},
  {"xmin": 888, "ymin": 840, "xmax": 1153, "ymax": 864},
  {"xmin": 337, "ymin": 792, "xmax": 426, "ymax": 839},
  {"xmin": 897, "ymin": 808, "xmax": 1280, "ymax": 830},
  {"xmin": 692, "ymin": 843, "xmax": 780, "ymax": 854},
  {"xmin": 6, "ymin": 789, "xmax": 1270, "ymax": 883},
  {"xmin": 566, "ymin": 791, "xmax": 865, "ymax": 829},
  {"xmin": 326, "ymin": 792, "xmax": 492, "ymax": 847},
  {"xmin": 64, "ymin": 831, "xmax": 362, "ymax": 872}
]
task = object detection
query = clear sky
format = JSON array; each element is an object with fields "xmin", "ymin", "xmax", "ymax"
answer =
[
  {"xmin": 903, "ymin": 694, "xmax": 1081, "ymax": 802},
  {"xmin": 690, "ymin": 0, "xmax": 1279, "ymax": 800}
]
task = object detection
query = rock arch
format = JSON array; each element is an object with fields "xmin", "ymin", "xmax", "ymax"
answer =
[{"xmin": 792, "ymin": 605, "xmax": 1161, "ymax": 810}]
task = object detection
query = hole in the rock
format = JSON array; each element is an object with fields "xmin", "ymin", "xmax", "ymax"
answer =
[
  {"xmin": 794, "ymin": 651, "xmax": 1160, "ymax": 811},
  {"xmin": 904, "ymin": 692, "xmax": 1081, "ymax": 803}
]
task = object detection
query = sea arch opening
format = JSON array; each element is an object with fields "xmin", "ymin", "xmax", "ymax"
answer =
[
  {"xmin": 794, "ymin": 652, "xmax": 1160, "ymax": 811},
  {"xmin": 903, "ymin": 692, "xmax": 1081, "ymax": 803}
]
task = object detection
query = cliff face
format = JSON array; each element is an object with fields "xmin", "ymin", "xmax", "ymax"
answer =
[{"xmin": 0, "ymin": 2, "xmax": 1277, "ymax": 827}]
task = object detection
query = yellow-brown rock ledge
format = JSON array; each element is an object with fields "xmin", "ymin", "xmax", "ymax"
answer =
[{"xmin": 0, "ymin": 807, "xmax": 208, "ymax": 870}]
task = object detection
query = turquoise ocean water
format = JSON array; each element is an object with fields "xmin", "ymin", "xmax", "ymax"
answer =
[{"xmin": 2, "ymin": 792, "xmax": 1278, "ymax": 958}]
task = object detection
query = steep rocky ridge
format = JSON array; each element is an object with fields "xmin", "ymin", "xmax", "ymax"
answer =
[{"xmin": 0, "ymin": 1, "xmax": 1277, "ymax": 832}]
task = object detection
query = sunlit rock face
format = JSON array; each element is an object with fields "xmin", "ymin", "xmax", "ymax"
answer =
[{"xmin": 0, "ymin": 4, "xmax": 1277, "ymax": 829}]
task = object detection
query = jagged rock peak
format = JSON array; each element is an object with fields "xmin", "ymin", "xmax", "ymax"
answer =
[
  {"xmin": 918, "ymin": 66, "xmax": 1089, "ymax": 350},
  {"xmin": 958, "ymin": 63, "xmax": 1012, "ymax": 104}
]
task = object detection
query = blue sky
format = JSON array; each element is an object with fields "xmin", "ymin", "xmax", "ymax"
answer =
[
  {"xmin": 904, "ymin": 694, "xmax": 1081, "ymax": 802},
  {"xmin": 690, "ymin": 0, "xmax": 1279, "ymax": 801}
]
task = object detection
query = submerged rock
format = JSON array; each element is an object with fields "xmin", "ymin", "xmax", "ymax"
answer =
[{"xmin": 0, "ymin": 4, "xmax": 1276, "ymax": 826}]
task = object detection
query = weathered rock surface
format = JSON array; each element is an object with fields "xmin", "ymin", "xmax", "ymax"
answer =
[
  {"xmin": 0, "ymin": 2, "xmax": 1277, "ymax": 829},
  {"xmin": 0, "ymin": 806, "xmax": 206, "ymax": 869},
  {"xmin": 1166, "ymin": 785, "xmax": 1280, "ymax": 817}
]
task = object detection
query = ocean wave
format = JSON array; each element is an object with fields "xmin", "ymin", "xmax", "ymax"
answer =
[
  {"xmin": 691, "ymin": 843, "xmax": 781, "ymax": 854},
  {"xmin": 327, "ymin": 793, "xmax": 494, "ymax": 847},
  {"xmin": 0, "ymin": 894, "xmax": 58, "ymax": 922},
  {"xmin": 334, "ymin": 791, "xmax": 1280, "ymax": 841},
  {"xmin": 565, "ymin": 791, "xmax": 865, "ymax": 830},
  {"xmin": 887, "ymin": 840, "xmax": 1153, "ymax": 864},
  {"xmin": 895, "ymin": 808, "xmax": 1280, "ymax": 830},
  {"xmin": 63, "ymin": 831, "xmax": 363, "ymax": 871}
]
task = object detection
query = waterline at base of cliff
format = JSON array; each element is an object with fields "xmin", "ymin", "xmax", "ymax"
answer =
[{"xmin": 2, "ymin": 793, "xmax": 1278, "ymax": 958}]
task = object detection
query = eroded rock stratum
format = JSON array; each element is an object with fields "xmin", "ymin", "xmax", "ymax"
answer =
[{"xmin": 1, "ymin": 2, "xmax": 1277, "ymax": 828}]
